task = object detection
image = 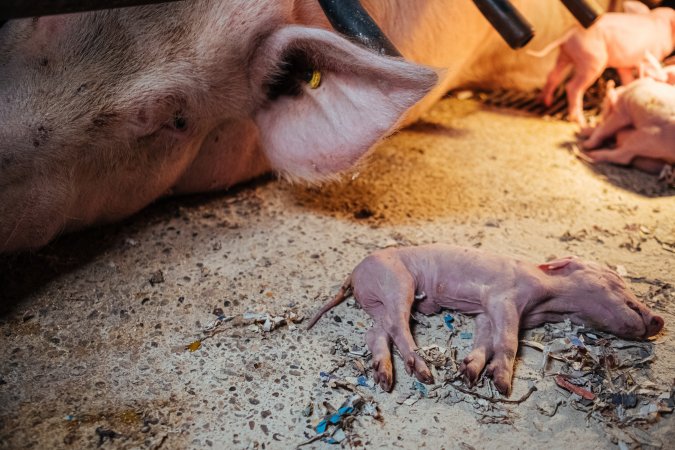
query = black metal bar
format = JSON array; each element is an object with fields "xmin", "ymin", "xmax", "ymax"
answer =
[
  {"xmin": 473, "ymin": 0, "xmax": 534, "ymax": 49},
  {"xmin": 0, "ymin": 0, "xmax": 184, "ymax": 20},
  {"xmin": 560, "ymin": 0, "xmax": 603, "ymax": 28},
  {"xmin": 317, "ymin": 0, "xmax": 400, "ymax": 57}
]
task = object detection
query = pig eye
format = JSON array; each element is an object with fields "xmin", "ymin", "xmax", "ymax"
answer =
[
  {"xmin": 626, "ymin": 301, "xmax": 640, "ymax": 312},
  {"xmin": 173, "ymin": 115, "xmax": 187, "ymax": 131}
]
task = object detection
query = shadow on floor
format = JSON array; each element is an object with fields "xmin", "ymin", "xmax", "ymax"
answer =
[{"xmin": 0, "ymin": 176, "xmax": 275, "ymax": 316}]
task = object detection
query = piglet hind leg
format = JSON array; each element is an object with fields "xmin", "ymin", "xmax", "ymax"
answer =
[
  {"xmin": 566, "ymin": 61, "xmax": 605, "ymax": 126},
  {"xmin": 354, "ymin": 261, "xmax": 434, "ymax": 387},
  {"xmin": 363, "ymin": 313, "xmax": 433, "ymax": 387},
  {"xmin": 366, "ymin": 324, "xmax": 394, "ymax": 391},
  {"xmin": 540, "ymin": 52, "xmax": 572, "ymax": 107},
  {"xmin": 385, "ymin": 304, "xmax": 435, "ymax": 385}
]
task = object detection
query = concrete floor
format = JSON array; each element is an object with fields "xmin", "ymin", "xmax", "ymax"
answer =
[{"xmin": 1, "ymin": 98, "xmax": 673, "ymax": 449}]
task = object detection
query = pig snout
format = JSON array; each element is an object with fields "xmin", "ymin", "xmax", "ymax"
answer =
[
  {"xmin": 627, "ymin": 300, "xmax": 664, "ymax": 338},
  {"xmin": 644, "ymin": 313, "xmax": 664, "ymax": 337},
  {"xmin": 610, "ymin": 297, "xmax": 664, "ymax": 339}
]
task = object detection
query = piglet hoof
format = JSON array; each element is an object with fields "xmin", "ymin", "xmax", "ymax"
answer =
[
  {"xmin": 485, "ymin": 363, "xmax": 513, "ymax": 397},
  {"xmin": 372, "ymin": 359, "xmax": 394, "ymax": 392},
  {"xmin": 405, "ymin": 353, "xmax": 434, "ymax": 384},
  {"xmin": 459, "ymin": 353, "xmax": 486, "ymax": 387}
]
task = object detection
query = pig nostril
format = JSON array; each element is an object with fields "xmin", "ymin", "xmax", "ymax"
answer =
[{"xmin": 650, "ymin": 316, "xmax": 664, "ymax": 332}]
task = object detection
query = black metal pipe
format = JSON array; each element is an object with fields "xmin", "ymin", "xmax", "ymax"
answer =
[
  {"xmin": 560, "ymin": 0, "xmax": 603, "ymax": 28},
  {"xmin": 0, "ymin": 0, "xmax": 184, "ymax": 20},
  {"xmin": 317, "ymin": 0, "xmax": 400, "ymax": 57},
  {"xmin": 473, "ymin": 0, "xmax": 534, "ymax": 49}
]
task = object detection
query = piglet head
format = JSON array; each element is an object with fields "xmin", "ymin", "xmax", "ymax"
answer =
[{"xmin": 539, "ymin": 257, "xmax": 664, "ymax": 339}]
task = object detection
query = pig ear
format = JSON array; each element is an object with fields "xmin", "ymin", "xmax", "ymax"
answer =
[
  {"xmin": 538, "ymin": 257, "xmax": 575, "ymax": 272},
  {"xmin": 250, "ymin": 26, "xmax": 438, "ymax": 181}
]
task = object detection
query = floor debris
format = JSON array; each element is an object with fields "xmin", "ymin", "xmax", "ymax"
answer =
[
  {"xmin": 443, "ymin": 314, "xmax": 455, "ymax": 331},
  {"xmin": 299, "ymin": 391, "xmax": 380, "ymax": 447},
  {"xmin": 182, "ymin": 309, "xmax": 304, "ymax": 352},
  {"xmin": 521, "ymin": 319, "xmax": 673, "ymax": 444}
]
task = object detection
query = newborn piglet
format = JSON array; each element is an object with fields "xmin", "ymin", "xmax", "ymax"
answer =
[
  {"xmin": 582, "ymin": 78, "xmax": 675, "ymax": 171},
  {"xmin": 307, "ymin": 244, "xmax": 664, "ymax": 396},
  {"xmin": 531, "ymin": 2, "xmax": 675, "ymax": 125}
]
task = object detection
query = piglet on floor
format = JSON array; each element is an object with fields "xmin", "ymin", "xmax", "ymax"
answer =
[
  {"xmin": 582, "ymin": 77, "xmax": 675, "ymax": 172},
  {"xmin": 307, "ymin": 244, "xmax": 664, "ymax": 396}
]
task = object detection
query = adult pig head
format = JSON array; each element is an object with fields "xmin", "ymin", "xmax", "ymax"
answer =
[{"xmin": 0, "ymin": 0, "xmax": 436, "ymax": 252}]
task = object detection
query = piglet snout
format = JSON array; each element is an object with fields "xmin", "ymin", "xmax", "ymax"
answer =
[
  {"xmin": 626, "ymin": 300, "xmax": 663, "ymax": 338},
  {"xmin": 644, "ymin": 314, "xmax": 664, "ymax": 338}
]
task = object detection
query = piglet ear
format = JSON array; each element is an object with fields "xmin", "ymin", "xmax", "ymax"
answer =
[
  {"xmin": 250, "ymin": 26, "xmax": 438, "ymax": 181},
  {"xmin": 538, "ymin": 257, "xmax": 575, "ymax": 272}
]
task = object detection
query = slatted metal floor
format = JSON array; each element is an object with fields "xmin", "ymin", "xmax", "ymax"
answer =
[{"xmin": 451, "ymin": 71, "xmax": 621, "ymax": 122}]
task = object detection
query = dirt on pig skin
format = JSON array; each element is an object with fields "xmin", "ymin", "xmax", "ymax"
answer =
[{"xmin": 0, "ymin": 97, "xmax": 673, "ymax": 449}]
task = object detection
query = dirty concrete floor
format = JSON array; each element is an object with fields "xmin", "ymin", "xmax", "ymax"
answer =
[{"xmin": 1, "ymin": 98, "xmax": 674, "ymax": 450}]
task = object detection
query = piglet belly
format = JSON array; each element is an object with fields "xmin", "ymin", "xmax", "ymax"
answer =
[{"xmin": 434, "ymin": 296, "xmax": 484, "ymax": 315}]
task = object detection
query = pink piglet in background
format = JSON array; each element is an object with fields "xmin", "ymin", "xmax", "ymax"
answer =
[
  {"xmin": 531, "ymin": 1, "xmax": 675, "ymax": 126},
  {"xmin": 582, "ymin": 77, "xmax": 675, "ymax": 173},
  {"xmin": 640, "ymin": 51, "xmax": 675, "ymax": 84}
]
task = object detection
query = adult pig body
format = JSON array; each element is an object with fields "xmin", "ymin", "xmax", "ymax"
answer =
[
  {"xmin": 0, "ymin": 0, "xmax": 617, "ymax": 252},
  {"xmin": 308, "ymin": 244, "xmax": 664, "ymax": 395}
]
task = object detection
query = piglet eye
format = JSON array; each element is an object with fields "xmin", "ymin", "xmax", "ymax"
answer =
[
  {"xmin": 626, "ymin": 301, "xmax": 639, "ymax": 312},
  {"xmin": 173, "ymin": 115, "xmax": 187, "ymax": 131}
]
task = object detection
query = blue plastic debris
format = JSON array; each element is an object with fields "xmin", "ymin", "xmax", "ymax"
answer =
[
  {"xmin": 413, "ymin": 380, "xmax": 428, "ymax": 397},
  {"xmin": 319, "ymin": 371, "xmax": 337, "ymax": 382},
  {"xmin": 356, "ymin": 375, "xmax": 369, "ymax": 387},
  {"xmin": 316, "ymin": 405, "xmax": 355, "ymax": 433},
  {"xmin": 569, "ymin": 336, "xmax": 585, "ymax": 349},
  {"xmin": 444, "ymin": 314, "xmax": 455, "ymax": 330},
  {"xmin": 459, "ymin": 331, "xmax": 473, "ymax": 339}
]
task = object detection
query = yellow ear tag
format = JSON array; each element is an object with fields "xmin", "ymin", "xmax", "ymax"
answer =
[{"xmin": 308, "ymin": 70, "xmax": 322, "ymax": 89}]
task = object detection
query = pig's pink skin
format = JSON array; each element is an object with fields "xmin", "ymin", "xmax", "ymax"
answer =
[
  {"xmin": 0, "ymin": 3, "xmax": 436, "ymax": 252},
  {"xmin": 538, "ymin": 6, "xmax": 675, "ymax": 126},
  {"xmin": 0, "ymin": 0, "xmax": 618, "ymax": 252},
  {"xmin": 582, "ymin": 78, "xmax": 675, "ymax": 167},
  {"xmin": 308, "ymin": 244, "xmax": 664, "ymax": 395}
]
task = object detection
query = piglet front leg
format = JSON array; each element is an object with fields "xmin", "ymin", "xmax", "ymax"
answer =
[
  {"xmin": 458, "ymin": 301, "xmax": 521, "ymax": 395},
  {"xmin": 483, "ymin": 296, "xmax": 521, "ymax": 396},
  {"xmin": 459, "ymin": 314, "xmax": 493, "ymax": 385}
]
